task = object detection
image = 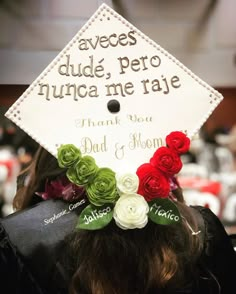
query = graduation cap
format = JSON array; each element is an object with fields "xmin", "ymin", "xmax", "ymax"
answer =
[{"xmin": 5, "ymin": 3, "xmax": 223, "ymax": 175}]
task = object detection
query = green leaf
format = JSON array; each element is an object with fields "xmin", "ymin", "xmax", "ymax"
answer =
[
  {"xmin": 76, "ymin": 204, "xmax": 113, "ymax": 230},
  {"xmin": 148, "ymin": 198, "xmax": 181, "ymax": 225}
]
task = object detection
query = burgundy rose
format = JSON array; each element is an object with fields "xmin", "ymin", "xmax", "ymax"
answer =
[
  {"xmin": 166, "ymin": 131, "xmax": 190, "ymax": 154},
  {"xmin": 136, "ymin": 163, "xmax": 170, "ymax": 201},
  {"xmin": 36, "ymin": 178, "xmax": 62, "ymax": 200},
  {"xmin": 36, "ymin": 175, "xmax": 85, "ymax": 202},
  {"xmin": 150, "ymin": 146, "xmax": 182, "ymax": 176}
]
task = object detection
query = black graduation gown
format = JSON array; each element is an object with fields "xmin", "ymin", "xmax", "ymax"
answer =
[{"xmin": 0, "ymin": 198, "xmax": 87, "ymax": 294}]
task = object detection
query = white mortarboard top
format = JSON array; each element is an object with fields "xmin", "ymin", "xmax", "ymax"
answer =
[{"xmin": 5, "ymin": 4, "xmax": 223, "ymax": 174}]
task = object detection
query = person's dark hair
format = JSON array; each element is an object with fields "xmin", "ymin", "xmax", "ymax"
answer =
[
  {"xmin": 13, "ymin": 146, "xmax": 65, "ymax": 210},
  {"xmin": 66, "ymin": 206, "xmax": 201, "ymax": 294}
]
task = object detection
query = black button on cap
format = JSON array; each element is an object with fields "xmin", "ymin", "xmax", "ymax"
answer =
[{"xmin": 107, "ymin": 99, "xmax": 120, "ymax": 113}]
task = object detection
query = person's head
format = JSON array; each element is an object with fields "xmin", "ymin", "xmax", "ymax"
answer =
[{"xmin": 13, "ymin": 139, "xmax": 202, "ymax": 294}]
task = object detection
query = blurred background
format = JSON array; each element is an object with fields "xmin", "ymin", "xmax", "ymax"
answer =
[{"xmin": 0, "ymin": 0, "xmax": 236, "ymax": 234}]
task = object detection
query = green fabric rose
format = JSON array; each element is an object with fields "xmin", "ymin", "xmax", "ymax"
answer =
[
  {"xmin": 67, "ymin": 155, "xmax": 98, "ymax": 185},
  {"xmin": 57, "ymin": 144, "xmax": 81, "ymax": 168},
  {"xmin": 86, "ymin": 168, "xmax": 118, "ymax": 206}
]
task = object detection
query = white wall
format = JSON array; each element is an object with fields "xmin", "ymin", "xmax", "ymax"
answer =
[{"xmin": 0, "ymin": 0, "xmax": 236, "ymax": 87}]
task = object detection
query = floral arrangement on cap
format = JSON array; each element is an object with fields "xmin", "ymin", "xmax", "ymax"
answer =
[{"xmin": 39, "ymin": 131, "xmax": 190, "ymax": 230}]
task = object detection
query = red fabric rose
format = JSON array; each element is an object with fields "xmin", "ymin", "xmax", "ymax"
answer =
[
  {"xmin": 150, "ymin": 146, "xmax": 182, "ymax": 176},
  {"xmin": 136, "ymin": 163, "xmax": 170, "ymax": 201},
  {"xmin": 166, "ymin": 131, "xmax": 190, "ymax": 154}
]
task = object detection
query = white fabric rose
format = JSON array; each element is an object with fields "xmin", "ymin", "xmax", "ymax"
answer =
[
  {"xmin": 116, "ymin": 173, "xmax": 139, "ymax": 195},
  {"xmin": 113, "ymin": 193, "xmax": 149, "ymax": 230}
]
